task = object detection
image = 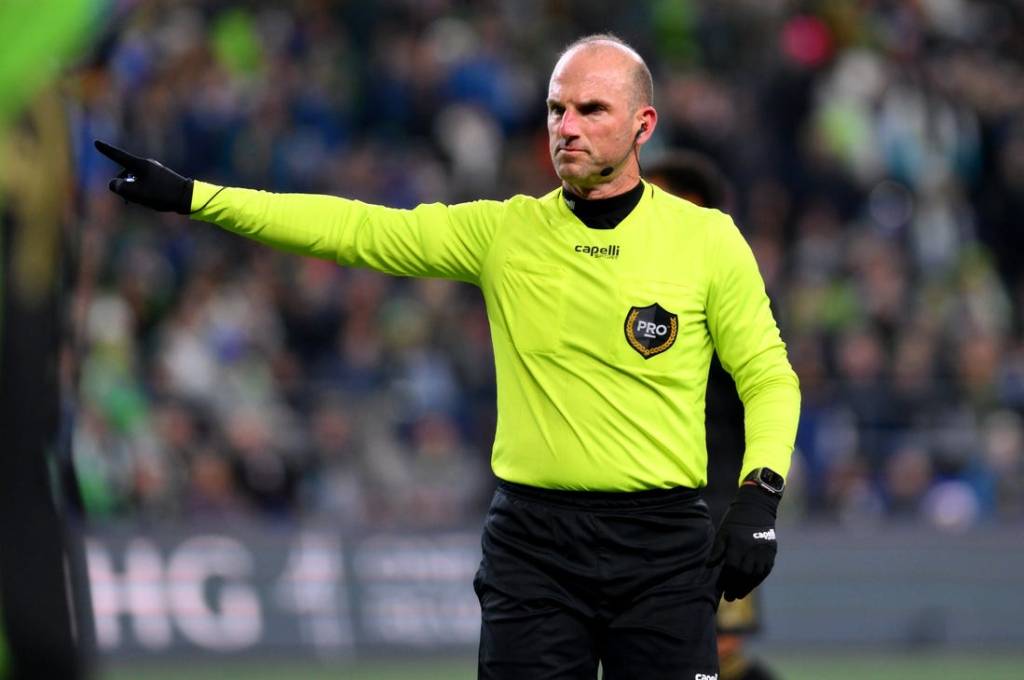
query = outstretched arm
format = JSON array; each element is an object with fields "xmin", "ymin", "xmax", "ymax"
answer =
[{"xmin": 95, "ymin": 140, "xmax": 502, "ymax": 284}]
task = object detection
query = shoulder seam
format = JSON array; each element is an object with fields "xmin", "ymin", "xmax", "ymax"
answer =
[{"xmin": 479, "ymin": 198, "xmax": 511, "ymax": 286}]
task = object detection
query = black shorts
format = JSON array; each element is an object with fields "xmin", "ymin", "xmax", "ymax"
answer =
[{"xmin": 474, "ymin": 481, "xmax": 720, "ymax": 680}]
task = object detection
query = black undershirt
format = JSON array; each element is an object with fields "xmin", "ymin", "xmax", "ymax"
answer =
[{"xmin": 562, "ymin": 181, "xmax": 645, "ymax": 230}]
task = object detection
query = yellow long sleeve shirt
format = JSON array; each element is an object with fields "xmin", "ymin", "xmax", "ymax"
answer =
[{"xmin": 191, "ymin": 180, "xmax": 800, "ymax": 491}]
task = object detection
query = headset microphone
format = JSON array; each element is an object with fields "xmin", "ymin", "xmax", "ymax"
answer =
[{"xmin": 599, "ymin": 124, "xmax": 646, "ymax": 178}]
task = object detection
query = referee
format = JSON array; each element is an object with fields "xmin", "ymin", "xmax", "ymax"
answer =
[{"xmin": 97, "ymin": 34, "xmax": 800, "ymax": 680}]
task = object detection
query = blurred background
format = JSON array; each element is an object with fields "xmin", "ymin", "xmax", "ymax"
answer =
[{"xmin": 4, "ymin": 0, "xmax": 1024, "ymax": 678}]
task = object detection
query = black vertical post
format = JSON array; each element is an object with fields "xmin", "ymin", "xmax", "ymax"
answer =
[{"xmin": 0, "ymin": 90, "xmax": 92, "ymax": 680}]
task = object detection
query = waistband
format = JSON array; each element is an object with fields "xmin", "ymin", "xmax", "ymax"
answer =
[{"xmin": 497, "ymin": 480, "xmax": 702, "ymax": 511}]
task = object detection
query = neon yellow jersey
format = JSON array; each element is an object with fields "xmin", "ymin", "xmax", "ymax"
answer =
[{"xmin": 191, "ymin": 180, "xmax": 800, "ymax": 491}]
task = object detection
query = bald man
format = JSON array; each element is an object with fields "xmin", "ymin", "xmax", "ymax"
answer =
[{"xmin": 96, "ymin": 33, "xmax": 800, "ymax": 680}]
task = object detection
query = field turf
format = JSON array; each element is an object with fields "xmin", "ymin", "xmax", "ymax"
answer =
[{"xmin": 104, "ymin": 650, "xmax": 1024, "ymax": 679}]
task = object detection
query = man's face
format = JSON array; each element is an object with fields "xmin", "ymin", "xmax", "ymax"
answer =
[{"xmin": 547, "ymin": 46, "xmax": 642, "ymax": 189}]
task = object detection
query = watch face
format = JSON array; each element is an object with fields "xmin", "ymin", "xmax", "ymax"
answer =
[{"xmin": 760, "ymin": 468, "xmax": 785, "ymax": 492}]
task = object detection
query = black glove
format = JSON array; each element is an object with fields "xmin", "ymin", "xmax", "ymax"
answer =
[
  {"xmin": 94, "ymin": 140, "xmax": 193, "ymax": 214},
  {"xmin": 707, "ymin": 484, "xmax": 780, "ymax": 602}
]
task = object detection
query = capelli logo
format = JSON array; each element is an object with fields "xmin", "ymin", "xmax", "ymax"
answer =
[
  {"xmin": 695, "ymin": 674, "xmax": 718, "ymax": 680},
  {"xmin": 574, "ymin": 244, "xmax": 620, "ymax": 259}
]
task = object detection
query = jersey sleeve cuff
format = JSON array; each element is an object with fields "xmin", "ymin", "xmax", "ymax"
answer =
[
  {"xmin": 190, "ymin": 180, "xmax": 224, "ymax": 215},
  {"xmin": 738, "ymin": 454, "xmax": 791, "ymax": 487}
]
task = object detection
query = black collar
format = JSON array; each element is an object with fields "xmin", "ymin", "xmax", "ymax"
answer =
[{"xmin": 562, "ymin": 181, "xmax": 645, "ymax": 230}]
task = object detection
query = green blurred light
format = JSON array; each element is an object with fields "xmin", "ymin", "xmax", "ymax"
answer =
[
  {"xmin": 212, "ymin": 8, "xmax": 263, "ymax": 76},
  {"xmin": 0, "ymin": 0, "xmax": 99, "ymax": 126}
]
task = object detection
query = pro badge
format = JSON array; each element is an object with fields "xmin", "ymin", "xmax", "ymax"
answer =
[{"xmin": 624, "ymin": 302, "xmax": 678, "ymax": 359}]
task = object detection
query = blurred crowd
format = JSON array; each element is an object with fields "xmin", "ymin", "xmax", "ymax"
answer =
[{"xmin": 68, "ymin": 0, "xmax": 1024, "ymax": 530}]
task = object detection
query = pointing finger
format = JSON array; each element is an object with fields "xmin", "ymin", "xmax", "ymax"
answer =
[{"xmin": 94, "ymin": 139, "xmax": 142, "ymax": 169}]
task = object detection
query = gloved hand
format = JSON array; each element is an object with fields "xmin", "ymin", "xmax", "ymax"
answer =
[
  {"xmin": 707, "ymin": 484, "xmax": 780, "ymax": 602},
  {"xmin": 94, "ymin": 140, "xmax": 193, "ymax": 214}
]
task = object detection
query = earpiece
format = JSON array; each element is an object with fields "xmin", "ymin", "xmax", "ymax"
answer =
[{"xmin": 600, "ymin": 124, "xmax": 648, "ymax": 177}]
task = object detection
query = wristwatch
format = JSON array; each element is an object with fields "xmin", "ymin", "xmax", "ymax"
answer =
[{"xmin": 743, "ymin": 467, "xmax": 786, "ymax": 497}]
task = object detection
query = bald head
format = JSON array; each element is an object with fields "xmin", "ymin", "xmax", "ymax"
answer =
[
  {"xmin": 546, "ymin": 33, "xmax": 658, "ymax": 197},
  {"xmin": 554, "ymin": 34, "xmax": 653, "ymax": 109}
]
